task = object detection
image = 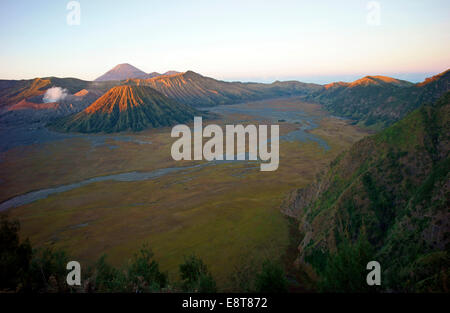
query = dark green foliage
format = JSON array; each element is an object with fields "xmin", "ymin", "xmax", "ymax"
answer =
[
  {"xmin": 127, "ymin": 244, "xmax": 167, "ymax": 292},
  {"xmin": 318, "ymin": 232, "xmax": 377, "ymax": 293},
  {"xmin": 92, "ymin": 245, "xmax": 168, "ymax": 292},
  {"xmin": 179, "ymin": 255, "xmax": 207, "ymax": 286},
  {"xmin": 0, "ymin": 214, "xmax": 32, "ymax": 292},
  {"xmin": 361, "ymin": 172, "xmax": 395, "ymax": 240},
  {"xmin": 410, "ymin": 158, "xmax": 450, "ymax": 211},
  {"xmin": 92, "ymin": 255, "xmax": 128, "ymax": 292},
  {"xmin": 197, "ymin": 272, "xmax": 218, "ymax": 293},
  {"xmin": 230, "ymin": 256, "xmax": 291, "ymax": 293},
  {"xmin": 230, "ymin": 261, "xmax": 257, "ymax": 292},
  {"xmin": 179, "ymin": 255, "xmax": 217, "ymax": 293},
  {"xmin": 0, "ymin": 214, "xmax": 73, "ymax": 292},
  {"xmin": 254, "ymin": 260, "xmax": 288, "ymax": 293},
  {"xmin": 400, "ymin": 251, "xmax": 449, "ymax": 292},
  {"xmin": 304, "ymin": 247, "xmax": 329, "ymax": 275},
  {"xmin": 29, "ymin": 247, "xmax": 70, "ymax": 292}
]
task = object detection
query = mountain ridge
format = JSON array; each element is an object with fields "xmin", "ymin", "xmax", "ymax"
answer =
[
  {"xmin": 94, "ymin": 63, "xmax": 149, "ymax": 81},
  {"xmin": 124, "ymin": 70, "xmax": 322, "ymax": 107},
  {"xmin": 50, "ymin": 85, "xmax": 198, "ymax": 133},
  {"xmin": 307, "ymin": 69, "xmax": 450, "ymax": 129},
  {"xmin": 94, "ymin": 64, "xmax": 182, "ymax": 82},
  {"xmin": 2, "ymin": 67, "xmax": 449, "ymax": 131}
]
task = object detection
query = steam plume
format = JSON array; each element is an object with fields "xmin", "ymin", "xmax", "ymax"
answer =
[{"xmin": 43, "ymin": 87, "xmax": 69, "ymax": 103}]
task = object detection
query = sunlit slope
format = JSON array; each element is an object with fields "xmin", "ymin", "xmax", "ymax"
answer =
[
  {"xmin": 126, "ymin": 71, "xmax": 322, "ymax": 107},
  {"xmin": 0, "ymin": 77, "xmax": 119, "ymax": 109},
  {"xmin": 51, "ymin": 85, "xmax": 198, "ymax": 133},
  {"xmin": 308, "ymin": 69, "xmax": 450, "ymax": 129}
]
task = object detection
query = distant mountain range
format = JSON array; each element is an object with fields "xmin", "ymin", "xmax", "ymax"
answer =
[
  {"xmin": 123, "ymin": 70, "xmax": 322, "ymax": 107},
  {"xmin": 50, "ymin": 85, "xmax": 197, "ymax": 133},
  {"xmin": 0, "ymin": 65, "xmax": 323, "ymax": 130},
  {"xmin": 0, "ymin": 64, "xmax": 448, "ymax": 133},
  {"xmin": 94, "ymin": 63, "xmax": 180, "ymax": 82},
  {"xmin": 307, "ymin": 70, "xmax": 450, "ymax": 129},
  {"xmin": 0, "ymin": 77, "xmax": 120, "ymax": 110}
]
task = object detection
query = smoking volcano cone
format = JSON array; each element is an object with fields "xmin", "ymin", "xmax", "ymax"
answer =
[{"xmin": 51, "ymin": 85, "xmax": 198, "ymax": 133}]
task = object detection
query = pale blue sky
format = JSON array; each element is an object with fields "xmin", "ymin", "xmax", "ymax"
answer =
[{"xmin": 0, "ymin": 0, "xmax": 449, "ymax": 83}]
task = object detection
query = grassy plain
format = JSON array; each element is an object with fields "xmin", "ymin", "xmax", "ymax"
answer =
[{"xmin": 0, "ymin": 97, "xmax": 369, "ymax": 289}]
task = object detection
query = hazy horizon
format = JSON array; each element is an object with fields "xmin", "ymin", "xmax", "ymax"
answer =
[
  {"xmin": 1, "ymin": 0, "xmax": 449, "ymax": 83},
  {"xmin": 0, "ymin": 64, "xmax": 442, "ymax": 85}
]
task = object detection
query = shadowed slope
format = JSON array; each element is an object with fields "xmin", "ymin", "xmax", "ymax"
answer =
[
  {"xmin": 285, "ymin": 92, "xmax": 450, "ymax": 292},
  {"xmin": 94, "ymin": 63, "xmax": 149, "ymax": 82}
]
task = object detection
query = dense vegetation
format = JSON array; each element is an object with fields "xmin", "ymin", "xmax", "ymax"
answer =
[
  {"xmin": 317, "ymin": 230, "xmax": 379, "ymax": 293},
  {"xmin": 288, "ymin": 92, "xmax": 450, "ymax": 292}
]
